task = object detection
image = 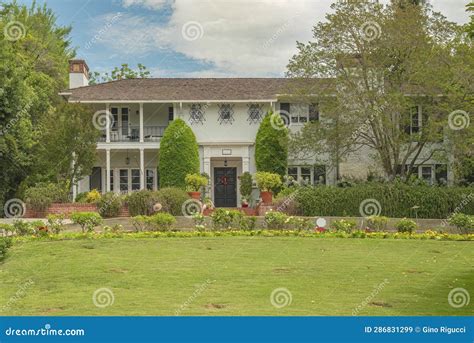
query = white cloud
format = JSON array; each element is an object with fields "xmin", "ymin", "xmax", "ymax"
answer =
[{"xmin": 108, "ymin": 0, "xmax": 470, "ymax": 77}]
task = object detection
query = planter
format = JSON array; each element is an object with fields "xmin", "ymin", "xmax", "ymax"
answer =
[
  {"xmin": 187, "ymin": 191, "xmax": 201, "ymax": 200},
  {"xmin": 260, "ymin": 191, "xmax": 273, "ymax": 204},
  {"xmin": 241, "ymin": 203, "xmax": 249, "ymax": 208},
  {"xmin": 241, "ymin": 208, "xmax": 257, "ymax": 216}
]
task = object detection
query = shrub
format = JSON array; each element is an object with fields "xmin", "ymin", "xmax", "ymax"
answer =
[
  {"xmin": 85, "ymin": 189, "xmax": 101, "ymax": 203},
  {"xmin": 273, "ymin": 187, "xmax": 302, "ymax": 215},
  {"xmin": 288, "ymin": 217, "xmax": 313, "ymax": 231},
  {"xmin": 12, "ymin": 220, "xmax": 36, "ymax": 236},
  {"xmin": 46, "ymin": 214, "xmax": 66, "ymax": 234},
  {"xmin": 294, "ymin": 183, "xmax": 474, "ymax": 219},
  {"xmin": 70, "ymin": 212, "xmax": 103, "ymax": 232},
  {"xmin": 448, "ymin": 213, "xmax": 474, "ymax": 234},
  {"xmin": 240, "ymin": 216, "xmax": 257, "ymax": 230},
  {"xmin": 264, "ymin": 211, "xmax": 288, "ymax": 229},
  {"xmin": 75, "ymin": 192, "xmax": 88, "ymax": 203},
  {"xmin": 330, "ymin": 219, "xmax": 357, "ymax": 233},
  {"xmin": 97, "ymin": 192, "xmax": 122, "ymax": 218},
  {"xmin": 192, "ymin": 213, "xmax": 206, "ymax": 231},
  {"xmin": 155, "ymin": 187, "xmax": 190, "ymax": 216},
  {"xmin": 131, "ymin": 213, "xmax": 176, "ymax": 232},
  {"xmin": 185, "ymin": 173, "xmax": 208, "ymax": 192},
  {"xmin": 255, "ymin": 172, "xmax": 282, "ymax": 192},
  {"xmin": 159, "ymin": 119, "xmax": 199, "ymax": 189},
  {"xmin": 24, "ymin": 183, "xmax": 68, "ymax": 211},
  {"xmin": 0, "ymin": 224, "xmax": 14, "ymax": 237},
  {"xmin": 239, "ymin": 172, "xmax": 253, "ymax": 201},
  {"xmin": 147, "ymin": 213, "xmax": 176, "ymax": 231},
  {"xmin": 211, "ymin": 209, "xmax": 243, "ymax": 230},
  {"xmin": 255, "ymin": 111, "xmax": 288, "ymax": 178},
  {"xmin": 395, "ymin": 218, "xmax": 418, "ymax": 234},
  {"xmin": 366, "ymin": 215, "xmax": 389, "ymax": 231},
  {"xmin": 126, "ymin": 190, "xmax": 160, "ymax": 216},
  {"xmin": 0, "ymin": 237, "xmax": 13, "ymax": 260}
]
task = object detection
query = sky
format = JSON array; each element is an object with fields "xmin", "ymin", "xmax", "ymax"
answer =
[{"xmin": 16, "ymin": 0, "xmax": 472, "ymax": 77}]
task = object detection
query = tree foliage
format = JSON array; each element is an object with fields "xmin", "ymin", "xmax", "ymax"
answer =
[
  {"xmin": 255, "ymin": 111, "xmax": 289, "ymax": 178},
  {"xmin": 287, "ymin": 1, "xmax": 472, "ymax": 182},
  {"xmin": 89, "ymin": 63, "xmax": 151, "ymax": 84},
  {"xmin": 0, "ymin": 1, "xmax": 74, "ymax": 205},
  {"xmin": 158, "ymin": 119, "xmax": 199, "ymax": 189}
]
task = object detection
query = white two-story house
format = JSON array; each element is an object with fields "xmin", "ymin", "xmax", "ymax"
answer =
[{"xmin": 61, "ymin": 60, "xmax": 451, "ymax": 207}]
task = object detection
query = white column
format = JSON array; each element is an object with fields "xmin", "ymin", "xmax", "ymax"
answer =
[
  {"xmin": 140, "ymin": 148, "xmax": 145, "ymax": 190},
  {"xmin": 106, "ymin": 149, "xmax": 111, "ymax": 192},
  {"xmin": 242, "ymin": 157, "xmax": 250, "ymax": 173},
  {"xmin": 105, "ymin": 103, "xmax": 111, "ymax": 143},
  {"xmin": 139, "ymin": 103, "xmax": 144, "ymax": 143}
]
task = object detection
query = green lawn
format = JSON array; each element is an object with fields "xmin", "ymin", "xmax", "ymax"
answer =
[{"xmin": 0, "ymin": 237, "xmax": 473, "ymax": 316}]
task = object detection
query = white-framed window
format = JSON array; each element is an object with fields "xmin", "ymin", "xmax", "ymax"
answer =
[
  {"xmin": 146, "ymin": 169, "xmax": 155, "ymax": 190},
  {"xmin": 403, "ymin": 164, "xmax": 446, "ymax": 185},
  {"xmin": 287, "ymin": 165, "xmax": 327, "ymax": 185},
  {"xmin": 309, "ymin": 103, "xmax": 319, "ymax": 122},
  {"xmin": 405, "ymin": 105, "xmax": 421, "ymax": 135},
  {"xmin": 110, "ymin": 168, "xmax": 156, "ymax": 193}
]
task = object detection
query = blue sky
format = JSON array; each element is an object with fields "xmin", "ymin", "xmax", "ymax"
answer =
[{"xmin": 16, "ymin": 0, "xmax": 471, "ymax": 77}]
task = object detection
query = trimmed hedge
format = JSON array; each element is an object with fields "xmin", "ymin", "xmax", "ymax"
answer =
[
  {"xmin": 294, "ymin": 183, "xmax": 474, "ymax": 219},
  {"xmin": 159, "ymin": 119, "xmax": 199, "ymax": 189}
]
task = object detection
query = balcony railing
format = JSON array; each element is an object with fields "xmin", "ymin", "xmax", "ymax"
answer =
[{"xmin": 99, "ymin": 125, "xmax": 167, "ymax": 142}]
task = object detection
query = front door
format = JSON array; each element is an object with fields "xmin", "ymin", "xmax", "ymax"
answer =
[{"xmin": 214, "ymin": 167, "xmax": 237, "ymax": 207}]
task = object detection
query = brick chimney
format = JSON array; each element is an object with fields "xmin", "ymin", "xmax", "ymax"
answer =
[{"xmin": 69, "ymin": 59, "xmax": 89, "ymax": 89}]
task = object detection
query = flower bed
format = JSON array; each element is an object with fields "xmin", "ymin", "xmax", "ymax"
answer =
[{"xmin": 25, "ymin": 203, "xmax": 130, "ymax": 218}]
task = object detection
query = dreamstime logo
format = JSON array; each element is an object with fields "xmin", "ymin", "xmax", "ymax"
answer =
[
  {"xmin": 181, "ymin": 21, "xmax": 204, "ymax": 41},
  {"xmin": 270, "ymin": 287, "xmax": 292, "ymax": 308},
  {"xmin": 359, "ymin": 198, "xmax": 381, "ymax": 217},
  {"xmin": 360, "ymin": 21, "xmax": 381, "ymax": 42},
  {"xmin": 4, "ymin": 21, "xmax": 26, "ymax": 41},
  {"xmin": 92, "ymin": 288, "xmax": 115, "ymax": 308},
  {"xmin": 92, "ymin": 110, "xmax": 114, "ymax": 131},
  {"xmin": 448, "ymin": 110, "xmax": 470, "ymax": 131},
  {"xmin": 352, "ymin": 278, "xmax": 389, "ymax": 315},
  {"xmin": 3, "ymin": 198, "xmax": 26, "ymax": 218},
  {"xmin": 181, "ymin": 199, "xmax": 203, "ymax": 218},
  {"xmin": 448, "ymin": 288, "xmax": 470, "ymax": 308},
  {"xmin": 85, "ymin": 12, "xmax": 122, "ymax": 50},
  {"xmin": 270, "ymin": 111, "xmax": 290, "ymax": 131},
  {"xmin": 0, "ymin": 279, "xmax": 34, "ymax": 313},
  {"xmin": 175, "ymin": 279, "xmax": 211, "ymax": 315}
]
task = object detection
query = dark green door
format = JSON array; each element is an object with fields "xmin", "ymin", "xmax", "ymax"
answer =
[{"xmin": 214, "ymin": 167, "xmax": 237, "ymax": 207}]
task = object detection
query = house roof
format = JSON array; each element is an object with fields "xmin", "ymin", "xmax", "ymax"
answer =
[{"xmin": 63, "ymin": 78, "xmax": 333, "ymax": 102}]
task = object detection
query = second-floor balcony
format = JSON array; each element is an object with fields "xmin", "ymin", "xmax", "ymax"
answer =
[{"xmin": 99, "ymin": 125, "xmax": 167, "ymax": 143}]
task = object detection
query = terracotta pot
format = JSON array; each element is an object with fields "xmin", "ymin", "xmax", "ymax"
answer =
[
  {"xmin": 188, "ymin": 191, "xmax": 201, "ymax": 200},
  {"xmin": 260, "ymin": 191, "xmax": 273, "ymax": 204},
  {"xmin": 241, "ymin": 203, "xmax": 249, "ymax": 208}
]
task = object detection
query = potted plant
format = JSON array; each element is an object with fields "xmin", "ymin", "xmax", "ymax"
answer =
[
  {"xmin": 185, "ymin": 173, "xmax": 208, "ymax": 200},
  {"xmin": 239, "ymin": 172, "xmax": 253, "ymax": 208},
  {"xmin": 255, "ymin": 171, "xmax": 282, "ymax": 204}
]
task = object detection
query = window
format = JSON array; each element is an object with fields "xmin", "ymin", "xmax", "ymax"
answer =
[
  {"xmin": 287, "ymin": 167, "xmax": 298, "ymax": 182},
  {"xmin": 146, "ymin": 169, "xmax": 155, "ymax": 190},
  {"xmin": 405, "ymin": 106, "xmax": 420, "ymax": 135},
  {"xmin": 309, "ymin": 103, "xmax": 319, "ymax": 122},
  {"xmin": 168, "ymin": 107, "xmax": 174, "ymax": 121},
  {"xmin": 217, "ymin": 104, "xmax": 234, "ymax": 124},
  {"xmin": 121, "ymin": 108, "xmax": 129, "ymax": 136},
  {"xmin": 189, "ymin": 104, "xmax": 205, "ymax": 124},
  {"xmin": 247, "ymin": 103, "xmax": 263, "ymax": 124},
  {"xmin": 131, "ymin": 169, "xmax": 141, "ymax": 191},
  {"xmin": 313, "ymin": 165, "xmax": 326, "ymax": 185},
  {"xmin": 119, "ymin": 169, "xmax": 128, "ymax": 193},
  {"xmin": 279, "ymin": 103, "xmax": 291, "ymax": 123},
  {"xmin": 300, "ymin": 167, "xmax": 311, "ymax": 184},
  {"xmin": 109, "ymin": 170, "xmax": 114, "ymax": 192},
  {"xmin": 111, "ymin": 107, "xmax": 119, "ymax": 131},
  {"xmin": 287, "ymin": 166, "xmax": 327, "ymax": 185},
  {"xmin": 435, "ymin": 164, "xmax": 448, "ymax": 185},
  {"xmin": 421, "ymin": 166, "xmax": 432, "ymax": 185}
]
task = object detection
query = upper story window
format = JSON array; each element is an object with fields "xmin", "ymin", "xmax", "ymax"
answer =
[
  {"xmin": 168, "ymin": 106, "xmax": 174, "ymax": 121},
  {"xmin": 189, "ymin": 104, "xmax": 205, "ymax": 125},
  {"xmin": 217, "ymin": 103, "xmax": 235, "ymax": 124},
  {"xmin": 404, "ymin": 105, "xmax": 421, "ymax": 135},
  {"xmin": 247, "ymin": 103, "xmax": 264, "ymax": 124}
]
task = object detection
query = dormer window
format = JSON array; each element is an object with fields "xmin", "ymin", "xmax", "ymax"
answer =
[{"xmin": 405, "ymin": 105, "xmax": 421, "ymax": 135}]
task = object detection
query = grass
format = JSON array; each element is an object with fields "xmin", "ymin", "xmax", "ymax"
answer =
[{"xmin": 0, "ymin": 237, "xmax": 473, "ymax": 316}]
